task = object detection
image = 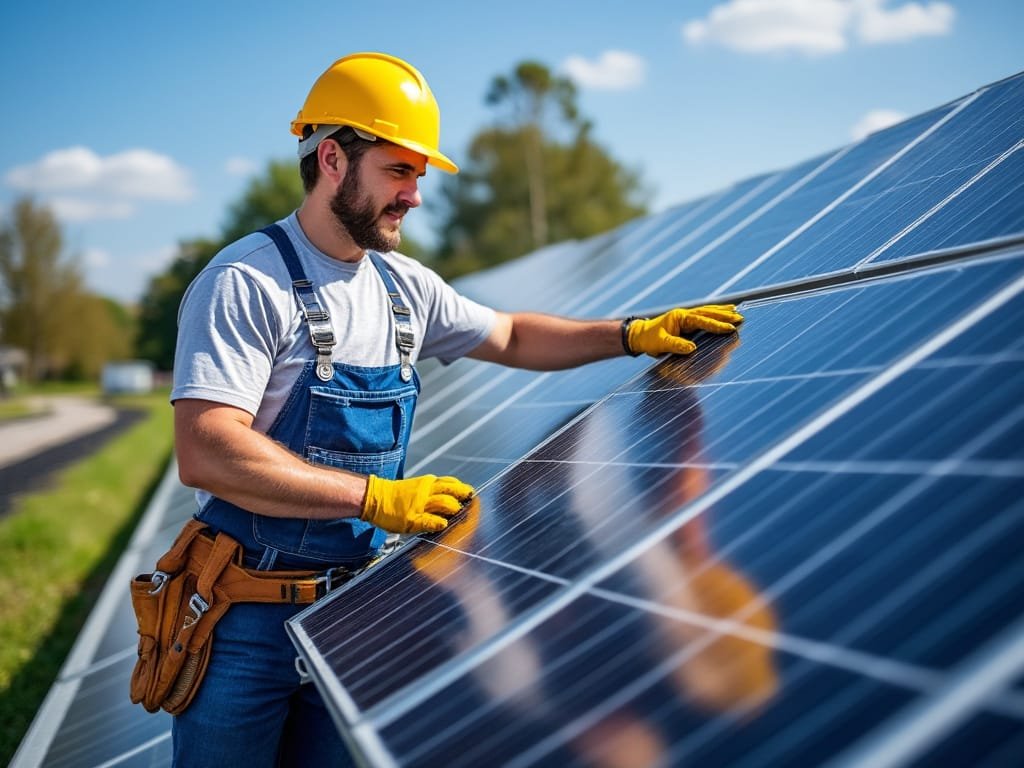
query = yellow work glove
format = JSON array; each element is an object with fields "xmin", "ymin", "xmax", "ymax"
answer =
[
  {"xmin": 626, "ymin": 305, "xmax": 744, "ymax": 357},
  {"xmin": 361, "ymin": 474, "xmax": 474, "ymax": 534}
]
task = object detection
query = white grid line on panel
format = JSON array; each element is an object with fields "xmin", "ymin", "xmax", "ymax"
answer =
[
  {"xmin": 511, "ymin": 456, "xmax": 1023, "ymax": 479},
  {"xmin": 609, "ymin": 348, "xmax": 1024, "ymax": 397}
]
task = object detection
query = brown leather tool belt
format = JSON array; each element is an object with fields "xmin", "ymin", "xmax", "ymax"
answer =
[{"xmin": 129, "ymin": 519, "xmax": 357, "ymax": 715}]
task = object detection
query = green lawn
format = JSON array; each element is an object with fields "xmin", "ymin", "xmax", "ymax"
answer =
[{"xmin": 0, "ymin": 390, "xmax": 174, "ymax": 763}]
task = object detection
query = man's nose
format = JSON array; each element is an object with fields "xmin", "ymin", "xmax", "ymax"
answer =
[{"xmin": 397, "ymin": 180, "xmax": 422, "ymax": 209}]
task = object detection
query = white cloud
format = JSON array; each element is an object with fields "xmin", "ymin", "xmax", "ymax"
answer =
[
  {"xmin": 49, "ymin": 197, "xmax": 135, "ymax": 222},
  {"xmin": 82, "ymin": 247, "xmax": 112, "ymax": 269},
  {"xmin": 225, "ymin": 156, "xmax": 258, "ymax": 177},
  {"xmin": 850, "ymin": 108, "xmax": 908, "ymax": 140},
  {"xmin": 683, "ymin": 0, "xmax": 852, "ymax": 55},
  {"xmin": 854, "ymin": 0, "xmax": 954, "ymax": 43},
  {"xmin": 4, "ymin": 146, "xmax": 194, "ymax": 222},
  {"xmin": 563, "ymin": 50, "xmax": 647, "ymax": 90},
  {"xmin": 140, "ymin": 244, "xmax": 179, "ymax": 271},
  {"xmin": 683, "ymin": 0, "xmax": 954, "ymax": 56}
]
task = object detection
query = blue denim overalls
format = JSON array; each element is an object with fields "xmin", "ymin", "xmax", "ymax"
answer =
[{"xmin": 172, "ymin": 223, "xmax": 418, "ymax": 768}]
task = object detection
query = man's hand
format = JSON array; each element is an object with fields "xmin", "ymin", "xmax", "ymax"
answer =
[
  {"xmin": 627, "ymin": 305, "xmax": 744, "ymax": 357},
  {"xmin": 361, "ymin": 474, "xmax": 474, "ymax": 533}
]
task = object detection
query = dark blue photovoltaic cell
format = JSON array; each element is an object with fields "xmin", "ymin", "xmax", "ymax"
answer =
[
  {"xmin": 727, "ymin": 74, "xmax": 1024, "ymax": 293},
  {"xmin": 909, "ymin": 714, "xmax": 1024, "ymax": 767},
  {"xmin": 698, "ymin": 471, "xmax": 1024, "ymax": 668}
]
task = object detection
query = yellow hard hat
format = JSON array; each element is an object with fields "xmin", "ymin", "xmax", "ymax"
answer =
[{"xmin": 292, "ymin": 52, "xmax": 458, "ymax": 174}]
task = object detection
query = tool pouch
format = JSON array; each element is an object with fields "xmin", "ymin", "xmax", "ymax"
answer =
[{"xmin": 129, "ymin": 519, "xmax": 237, "ymax": 715}]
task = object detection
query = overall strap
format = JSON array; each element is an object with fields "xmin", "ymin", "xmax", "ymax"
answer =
[
  {"xmin": 260, "ymin": 224, "xmax": 336, "ymax": 382},
  {"xmin": 368, "ymin": 251, "xmax": 416, "ymax": 383}
]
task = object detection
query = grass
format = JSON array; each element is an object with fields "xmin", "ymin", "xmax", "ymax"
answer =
[
  {"xmin": 0, "ymin": 390, "xmax": 174, "ymax": 764},
  {"xmin": 0, "ymin": 399, "xmax": 41, "ymax": 422}
]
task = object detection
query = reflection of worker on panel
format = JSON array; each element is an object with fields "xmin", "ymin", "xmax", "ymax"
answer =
[{"xmin": 413, "ymin": 334, "xmax": 778, "ymax": 765}]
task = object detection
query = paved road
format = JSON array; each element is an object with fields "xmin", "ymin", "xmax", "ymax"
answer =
[
  {"xmin": 0, "ymin": 396, "xmax": 118, "ymax": 469},
  {"xmin": 0, "ymin": 396, "xmax": 146, "ymax": 518}
]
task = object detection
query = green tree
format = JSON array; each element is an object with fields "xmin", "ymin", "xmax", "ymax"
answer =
[
  {"xmin": 62, "ymin": 294, "xmax": 135, "ymax": 380},
  {"xmin": 135, "ymin": 237, "xmax": 221, "ymax": 371},
  {"xmin": 0, "ymin": 198, "xmax": 86, "ymax": 380},
  {"xmin": 433, "ymin": 61, "xmax": 647, "ymax": 279},
  {"xmin": 486, "ymin": 61, "xmax": 581, "ymax": 249},
  {"xmin": 0, "ymin": 197, "xmax": 134, "ymax": 381},
  {"xmin": 220, "ymin": 160, "xmax": 306, "ymax": 245}
]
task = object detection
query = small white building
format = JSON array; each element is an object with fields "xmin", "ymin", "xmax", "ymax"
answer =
[
  {"xmin": 101, "ymin": 360, "xmax": 154, "ymax": 395},
  {"xmin": 0, "ymin": 345, "xmax": 28, "ymax": 393}
]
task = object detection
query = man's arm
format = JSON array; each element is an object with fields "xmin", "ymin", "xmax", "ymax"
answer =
[
  {"xmin": 467, "ymin": 312, "xmax": 622, "ymax": 370},
  {"xmin": 174, "ymin": 398, "xmax": 368, "ymax": 520},
  {"xmin": 467, "ymin": 306, "xmax": 744, "ymax": 370},
  {"xmin": 174, "ymin": 399, "xmax": 472, "ymax": 532}
]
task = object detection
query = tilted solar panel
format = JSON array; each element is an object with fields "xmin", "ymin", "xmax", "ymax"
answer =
[{"xmin": 289, "ymin": 248, "xmax": 1024, "ymax": 766}]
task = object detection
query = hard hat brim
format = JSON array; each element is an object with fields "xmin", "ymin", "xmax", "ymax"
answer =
[{"xmin": 291, "ymin": 119, "xmax": 458, "ymax": 174}]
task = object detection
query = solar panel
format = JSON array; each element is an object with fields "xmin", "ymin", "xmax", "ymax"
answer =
[
  {"xmin": 287, "ymin": 73, "xmax": 1024, "ymax": 767},
  {"xmin": 16, "ymin": 71, "xmax": 1024, "ymax": 767}
]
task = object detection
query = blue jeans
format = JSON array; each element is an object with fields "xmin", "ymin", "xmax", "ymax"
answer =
[{"xmin": 171, "ymin": 600, "xmax": 355, "ymax": 768}]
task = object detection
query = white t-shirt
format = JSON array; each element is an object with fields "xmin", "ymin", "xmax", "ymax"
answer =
[{"xmin": 171, "ymin": 212, "xmax": 496, "ymax": 434}]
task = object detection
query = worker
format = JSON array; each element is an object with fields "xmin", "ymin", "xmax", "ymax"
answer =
[{"xmin": 169, "ymin": 51, "xmax": 744, "ymax": 767}]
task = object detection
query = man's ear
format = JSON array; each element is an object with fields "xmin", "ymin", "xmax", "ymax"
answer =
[{"xmin": 317, "ymin": 139, "xmax": 348, "ymax": 186}]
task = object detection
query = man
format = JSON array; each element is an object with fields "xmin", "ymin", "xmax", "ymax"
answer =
[{"xmin": 170, "ymin": 51, "xmax": 743, "ymax": 767}]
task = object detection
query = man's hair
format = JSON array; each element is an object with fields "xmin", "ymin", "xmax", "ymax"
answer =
[{"xmin": 299, "ymin": 126, "xmax": 377, "ymax": 193}]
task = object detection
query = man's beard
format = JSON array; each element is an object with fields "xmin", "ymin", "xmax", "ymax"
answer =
[{"xmin": 329, "ymin": 169, "xmax": 408, "ymax": 253}]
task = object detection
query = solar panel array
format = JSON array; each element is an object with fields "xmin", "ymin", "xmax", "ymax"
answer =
[{"xmin": 13, "ymin": 71, "xmax": 1024, "ymax": 767}]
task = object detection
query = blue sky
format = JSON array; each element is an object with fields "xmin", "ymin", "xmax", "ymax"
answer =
[{"xmin": 1, "ymin": 0, "xmax": 1021, "ymax": 303}]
